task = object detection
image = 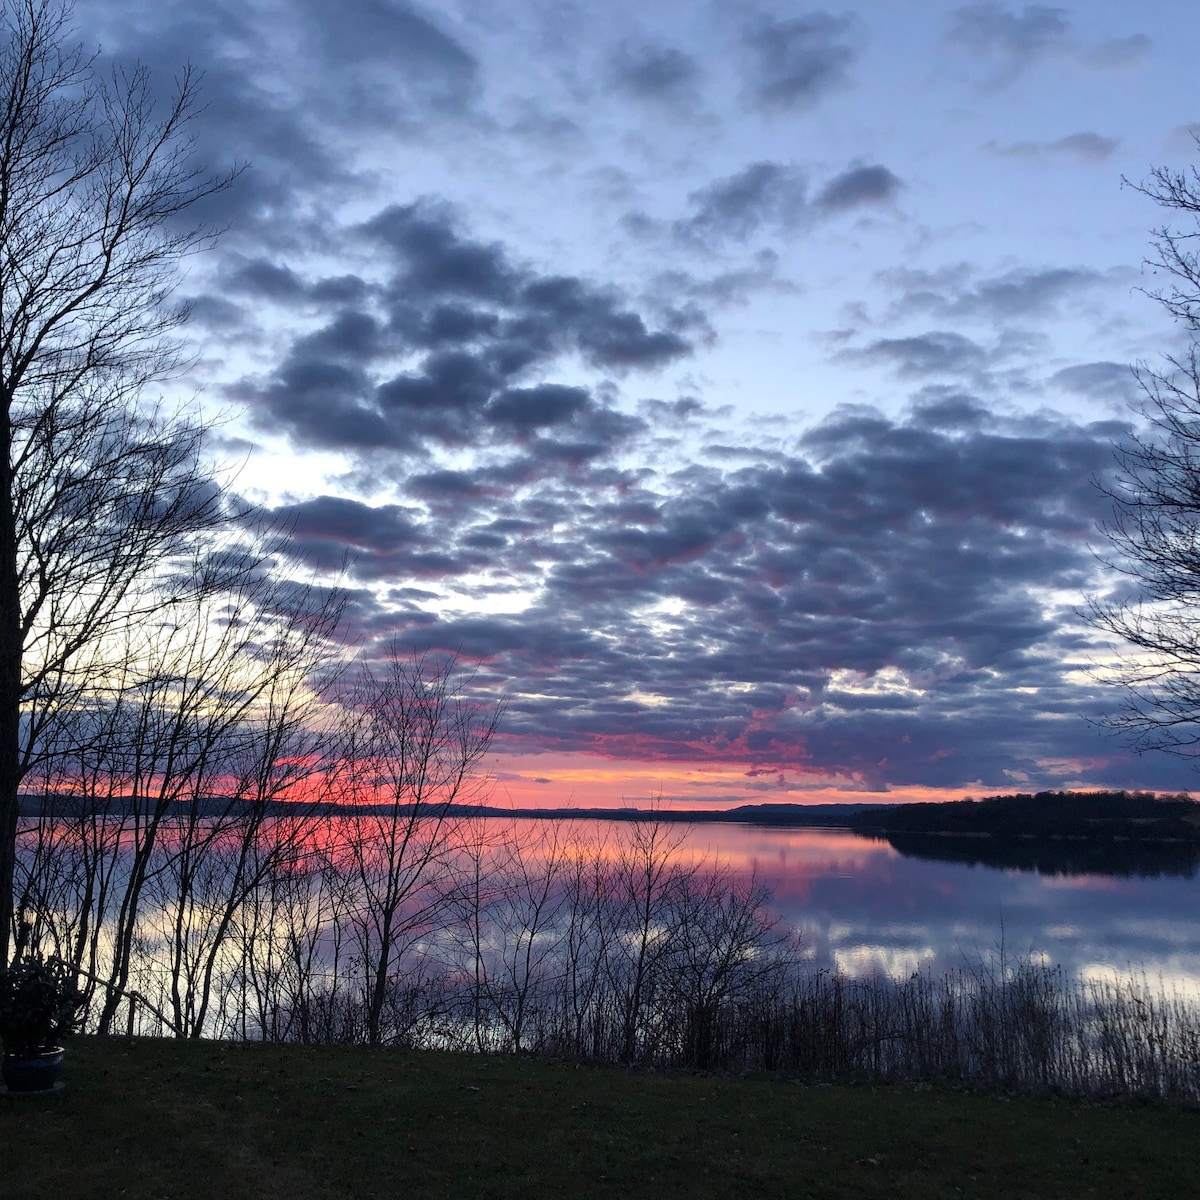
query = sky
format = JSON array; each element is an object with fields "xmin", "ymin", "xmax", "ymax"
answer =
[{"xmin": 70, "ymin": 0, "xmax": 1200, "ymax": 807}]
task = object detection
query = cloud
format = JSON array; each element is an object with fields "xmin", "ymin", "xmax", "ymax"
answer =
[
  {"xmin": 608, "ymin": 39, "xmax": 701, "ymax": 103},
  {"xmin": 269, "ymin": 494, "xmax": 427, "ymax": 577},
  {"xmin": 813, "ymin": 165, "xmax": 903, "ymax": 212},
  {"xmin": 229, "ymin": 199, "xmax": 692, "ymax": 462},
  {"xmin": 1051, "ymin": 361, "xmax": 1139, "ymax": 407},
  {"xmin": 297, "ymin": 0, "xmax": 476, "ymax": 78},
  {"xmin": 660, "ymin": 161, "xmax": 901, "ymax": 249},
  {"xmin": 62, "ymin": 0, "xmax": 1187, "ymax": 796},
  {"xmin": 77, "ymin": 0, "xmax": 484, "ymax": 245},
  {"xmin": 1079, "ymin": 33, "xmax": 1151, "ymax": 70},
  {"xmin": 222, "ymin": 257, "xmax": 309, "ymax": 302},
  {"xmin": 363, "ymin": 202, "xmax": 518, "ymax": 304},
  {"xmin": 948, "ymin": 4, "xmax": 1071, "ymax": 63},
  {"xmin": 286, "ymin": 0, "xmax": 482, "ymax": 123},
  {"xmin": 740, "ymin": 13, "xmax": 859, "ymax": 112},
  {"xmin": 1168, "ymin": 123, "xmax": 1200, "ymax": 152},
  {"xmin": 984, "ymin": 131, "xmax": 1120, "ymax": 162},
  {"xmin": 280, "ymin": 393, "xmax": 1145, "ymax": 792},
  {"xmin": 878, "ymin": 264, "xmax": 1108, "ymax": 323},
  {"xmin": 947, "ymin": 5, "xmax": 1150, "ymax": 84},
  {"xmin": 675, "ymin": 162, "xmax": 807, "ymax": 244},
  {"xmin": 855, "ymin": 332, "xmax": 990, "ymax": 378},
  {"xmin": 949, "ymin": 266, "xmax": 1104, "ymax": 319},
  {"xmin": 485, "ymin": 384, "xmax": 592, "ymax": 432}
]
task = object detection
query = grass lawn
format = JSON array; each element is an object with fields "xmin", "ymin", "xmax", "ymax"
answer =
[{"xmin": 2, "ymin": 1038, "xmax": 1198, "ymax": 1198}]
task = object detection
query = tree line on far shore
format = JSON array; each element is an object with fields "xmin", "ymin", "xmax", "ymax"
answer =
[{"xmin": 848, "ymin": 790, "xmax": 1200, "ymax": 840}]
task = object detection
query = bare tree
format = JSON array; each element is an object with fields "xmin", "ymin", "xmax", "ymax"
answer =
[
  {"xmin": 233, "ymin": 828, "xmax": 354, "ymax": 1044},
  {"xmin": 600, "ymin": 815, "xmax": 694, "ymax": 1063},
  {"xmin": 146, "ymin": 574, "xmax": 345, "ymax": 1038},
  {"xmin": 1090, "ymin": 150, "xmax": 1200, "ymax": 756},
  {"xmin": 665, "ymin": 868, "xmax": 796, "ymax": 1069},
  {"xmin": 16, "ymin": 540, "xmax": 344, "ymax": 1035},
  {"xmin": 334, "ymin": 650, "xmax": 501, "ymax": 1046},
  {"xmin": 444, "ymin": 812, "xmax": 506, "ymax": 1052},
  {"xmin": 555, "ymin": 834, "xmax": 613, "ymax": 1057},
  {"xmin": 0, "ymin": 0, "xmax": 235, "ymax": 961},
  {"xmin": 448, "ymin": 818, "xmax": 568, "ymax": 1053}
]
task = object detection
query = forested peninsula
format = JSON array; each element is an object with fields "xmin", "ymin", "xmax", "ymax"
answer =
[
  {"xmin": 847, "ymin": 790, "xmax": 1200, "ymax": 840},
  {"xmin": 845, "ymin": 790, "xmax": 1200, "ymax": 878}
]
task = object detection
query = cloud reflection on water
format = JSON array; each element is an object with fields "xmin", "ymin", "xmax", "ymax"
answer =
[{"xmin": 672, "ymin": 823, "xmax": 1200, "ymax": 994}]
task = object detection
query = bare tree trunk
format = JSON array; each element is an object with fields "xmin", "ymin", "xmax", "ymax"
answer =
[
  {"xmin": 0, "ymin": 403, "xmax": 19, "ymax": 961},
  {"xmin": 0, "ymin": 0, "xmax": 234, "ymax": 963}
]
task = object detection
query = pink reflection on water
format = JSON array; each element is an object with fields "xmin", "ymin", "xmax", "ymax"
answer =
[
  {"xmin": 1038, "ymin": 874, "xmax": 1139, "ymax": 894},
  {"xmin": 19, "ymin": 807, "xmax": 1200, "ymax": 994}
]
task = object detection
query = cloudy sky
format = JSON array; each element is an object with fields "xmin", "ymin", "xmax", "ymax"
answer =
[{"xmin": 75, "ymin": 0, "xmax": 1200, "ymax": 806}]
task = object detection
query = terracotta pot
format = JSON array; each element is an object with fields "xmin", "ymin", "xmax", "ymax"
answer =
[{"xmin": 2, "ymin": 1047, "xmax": 64, "ymax": 1092}]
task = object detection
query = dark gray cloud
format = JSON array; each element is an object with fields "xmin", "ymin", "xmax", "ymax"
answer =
[
  {"xmin": 855, "ymin": 332, "xmax": 989, "ymax": 378},
  {"xmin": 270, "ymin": 0, "xmax": 481, "ymax": 122},
  {"xmin": 363, "ymin": 202, "xmax": 517, "ymax": 304},
  {"xmin": 814, "ymin": 164, "xmax": 903, "ymax": 212},
  {"xmin": 486, "ymin": 384, "xmax": 591, "ymax": 432},
  {"xmin": 186, "ymin": 295, "xmax": 246, "ymax": 331},
  {"xmin": 659, "ymin": 160, "xmax": 901, "ymax": 249},
  {"xmin": 740, "ymin": 13, "xmax": 859, "ymax": 112},
  {"xmin": 608, "ymin": 39, "xmax": 702, "ymax": 103},
  {"xmin": 272, "ymin": 394, "xmax": 1167, "ymax": 792},
  {"xmin": 676, "ymin": 162, "xmax": 807, "ymax": 244},
  {"xmin": 58, "ymin": 0, "xmax": 1187, "ymax": 796},
  {"xmin": 364, "ymin": 201, "xmax": 697, "ymax": 368},
  {"xmin": 1079, "ymin": 33, "xmax": 1152, "ymax": 70},
  {"xmin": 298, "ymin": 0, "xmax": 476, "ymax": 80},
  {"xmin": 1169, "ymin": 123, "xmax": 1200, "ymax": 152},
  {"xmin": 1051, "ymin": 361, "xmax": 1139, "ymax": 406},
  {"xmin": 951, "ymin": 266, "xmax": 1104, "ymax": 319},
  {"xmin": 948, "ymin": 4, "xmax": 1071, "ymax": 62},
  {"xmin": 269, "ymin": 493, "xmax": 488, "ymax": 581},
  {"xmin": 223, "ymin": 258, "xmax": 309, "ymax": 303},
  {"xmin": 229, "ymin": 199, "xmax": 690, "ymax": 462},
  {"xmin": 76, "ymin": 0, "xmax": 481, "ymax": 244}
]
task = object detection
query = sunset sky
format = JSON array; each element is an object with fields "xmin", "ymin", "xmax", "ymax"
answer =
[{"xmin": 74, "ymin": 0, "xmax": 1200, "ymax": 807}]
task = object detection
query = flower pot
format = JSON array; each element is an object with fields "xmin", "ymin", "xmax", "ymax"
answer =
[{"xmin": 2, "ymin": 1047, "xmax": 64, "ymax": 1093}]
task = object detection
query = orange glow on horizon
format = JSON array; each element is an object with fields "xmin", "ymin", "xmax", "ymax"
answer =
[
  {"xmin": 483, "ymin": 749, "xmax": 1001, "ymax": 811},
  {"xmin": 34, "ymin": 749, "xmax": 1173, "ymax": 817}
]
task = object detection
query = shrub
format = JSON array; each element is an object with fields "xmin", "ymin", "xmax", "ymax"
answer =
[{"xmin": 0, "ymin": 956, "xmax": 85, "ymax": 1057}]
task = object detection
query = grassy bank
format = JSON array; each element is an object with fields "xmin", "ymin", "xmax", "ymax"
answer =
[{"xmin": 3, "ymin": 1039, "xmax": 1198, "ymax": 1198}]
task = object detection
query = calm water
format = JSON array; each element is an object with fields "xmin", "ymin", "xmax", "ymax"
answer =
[
  {"xmin": 22, "ymin": 812, "xmax": 1200, "ymax": 1020},
  {"xmin": 674, "ymin": 823, "xmax": 1200, "ymax": 994}
]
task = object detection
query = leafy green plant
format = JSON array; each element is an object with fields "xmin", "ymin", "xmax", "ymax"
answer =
[{"xmin": 0, "ymin": 955, "xmax": 85, "ymax": 1057}]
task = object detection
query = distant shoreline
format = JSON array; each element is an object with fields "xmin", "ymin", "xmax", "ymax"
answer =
[
  {"xmin": 18, "ymin": 788, "xmax": 1200, "ymax": 840},
  {"xmin": 18, "ymin": 793, "xmax": 882, "ymax": 826}
]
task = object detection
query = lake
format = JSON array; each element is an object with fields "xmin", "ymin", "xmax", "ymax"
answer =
[
  {"xmin": 18, "ymin": 807, "xmax": 1200, "ymax": 1045},
  {"xmin": 677, "ymin": 821, "xmax": 1200, "ymax": 994}
]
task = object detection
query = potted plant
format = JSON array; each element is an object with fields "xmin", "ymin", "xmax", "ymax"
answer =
[{"xmin": 0, "ymin": 955, "xmax": 85, "ymax": 1092}]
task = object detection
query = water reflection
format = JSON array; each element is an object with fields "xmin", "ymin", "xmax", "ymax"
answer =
[
  {"xmin": 20, "ymin": 810, "xmax": 1200, "ymax": 1032},
  {"xmin": 679, "ymin": 823, "xmax": 1200, "ymax": 996}
]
